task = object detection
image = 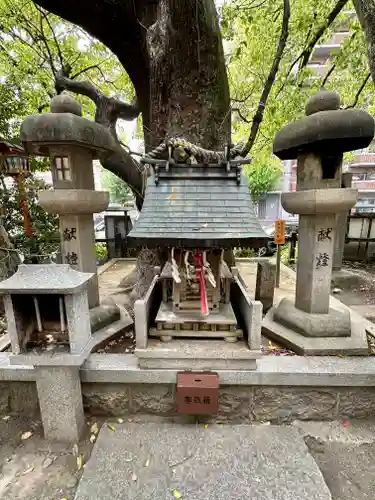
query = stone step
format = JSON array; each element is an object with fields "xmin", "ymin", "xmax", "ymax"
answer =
[
  {"xmin": 74, "ymin": 423, "xmax": 332, "ymax": 500},
  {"xmin": 136, "ymin": 339, "xmax": 259, "ymax": 370}
]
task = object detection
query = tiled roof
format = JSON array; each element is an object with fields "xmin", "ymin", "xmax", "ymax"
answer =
[{"xmin": 129, "ymin": 165, "xmax": 267, "ymax": 248}]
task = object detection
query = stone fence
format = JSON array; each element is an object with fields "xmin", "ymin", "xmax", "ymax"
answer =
[{"xmin": 2, "ymin": 353, "xmax": 375, "ymax": 423}]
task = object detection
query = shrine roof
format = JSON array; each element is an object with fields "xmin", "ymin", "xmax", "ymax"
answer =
[
  {"xmin": 128, "ymin": 164, "xmax": 267, "ymax": 248},
  {"xmin": 0, "ymin": 264, "xmax": 93, "ymax": 294}
]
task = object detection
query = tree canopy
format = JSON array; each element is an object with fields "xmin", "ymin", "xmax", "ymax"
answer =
[
  {"xmin": 0, "ymin": 0, "xmax": 373, "ymax": 200},
  {"xmin": 222, "ymin": 0, "xmax": 372, "ymax": 176},
  {"xmin": 0, "ymin": 0, "xmax": 134, "ymax": 129}
]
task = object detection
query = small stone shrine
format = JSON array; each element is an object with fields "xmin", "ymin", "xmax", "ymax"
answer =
[
  {"xmin": 130, "ymin": 145, "xmax": 266, "ymax": 370},
  {"xmin": 0, "ymin": 264, "xmax": 94, "ymax": 441},
  {"xmin": 20, "ymin": 93, "xmax": 116, "ymax": 309},
  {"xmin": 264, "ymin": 90, "xmax": 374, "ymax": 354}
]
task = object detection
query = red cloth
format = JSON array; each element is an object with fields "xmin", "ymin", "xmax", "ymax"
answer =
[{"xmin": 195, "ymin": 252, "xmax": 208, "ymax": 316}]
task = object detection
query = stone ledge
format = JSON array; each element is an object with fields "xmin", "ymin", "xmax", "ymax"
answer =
[
  {"xmin": 97, "ymin": 258, "xmax": 137, "ymax": 276},
  {"xmin": 0, "ymin": 355, "xmax": 34, "ymax": 381},
  {"xmin": 3, "ymin": 352, "xmax": 375, "ymax": 387},
  {"xmin": 81, "ymin": 353, "xmax": 375, "ymax": 387}
]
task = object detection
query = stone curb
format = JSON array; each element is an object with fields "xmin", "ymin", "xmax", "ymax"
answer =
[{"xmin": 3, "ymin": 352, "xmax": 375, "ymax": 386}]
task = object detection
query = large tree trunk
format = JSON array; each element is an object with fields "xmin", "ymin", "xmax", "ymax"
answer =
[
  {"xmin": 33, "ymin": 0, "xmax": 231, "ymax": 297},
  {"xmin": 146, "ymin": 0, "xmax": 230, "ymax": 149},
  {"xmin": 354, "ymin": 0, "xmax": 375, "ymax": 84}
]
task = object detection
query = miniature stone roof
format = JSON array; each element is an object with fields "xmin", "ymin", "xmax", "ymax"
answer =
[
  {"xmin": 20, "ymin": 93, "xmax": 118, "ymax": 157},
  {"xmin": 0, "ymin": 264, "xmax": 93, "ymax": 294},
  {"xmin": 273, "ymin": 90, "xmax": 374, "ymax": 160},
  {"xmin": 128, "ymin": 164, "xmax": 267, "ymax": 248}
]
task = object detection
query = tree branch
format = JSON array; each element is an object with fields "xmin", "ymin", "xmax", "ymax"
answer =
[
  {"xmin": 71, "ymin": 64, "xmax": 108, "ymax": 80},
  {"xmin": 54, "ymin": 73, "xmax": 144, "ymax": 207},
  {"xmin": 276, "ymin": 0, "xmax": 349, "ymax": 97},
  {"xmin": 346, "ymin": 72, "xmax": 371, "ymax": 108},
  {"xmin": 232, "ymin": 107, "xmax": 251, "ymax": 123},
  {"xmin": 34, "ymin": 4, "xmax": 64, "ymax": 69},
  {"xmin": 37, "ymin": 11, "xmax": 57, "ymax": 75},
  {"xmin": 55, "ymin": 72, "xmax": 101, "ymax": 103},
  {"xmin": 321, "ymin": 64, "xmax": 336, "ymax": 87},
  {"xmin": 241, "ymin": 0, "xmax": 290, "ymax": 157}
]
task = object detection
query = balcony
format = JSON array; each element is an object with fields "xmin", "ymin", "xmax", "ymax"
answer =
[
  {"xmin": 352, "ymin": 180, "xmax": 375, "ymax": 191},
  {"xmin": 311, "ymin": 44, "xmax": 341, "ymax": 62},
  {"xmin": 349, "ymin": 153, "xmax": 375, "ymax": 167}
]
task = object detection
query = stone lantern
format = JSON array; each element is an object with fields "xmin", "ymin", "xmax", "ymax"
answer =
[
  {"xmin": 265, "ymin": 90, "xmax": 374, "ymax": 354},
  {"xmin": 20, "ymin": 93, "xmax": 118, "ymax": 308},
  {"xmin": 0, "ymin": 137, "xmax": 30, "ymax": 177}
]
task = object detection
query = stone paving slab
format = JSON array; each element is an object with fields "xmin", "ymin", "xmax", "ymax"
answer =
[{"xmin": 74, "ymin": 423, "xmax": 332, "ymax": 500}]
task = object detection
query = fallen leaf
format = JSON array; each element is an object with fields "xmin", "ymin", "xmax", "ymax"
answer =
[
  {"xmin": 2, "ymin": 416, "xmax": 11, "ymax": 422},
  {"xmin": 117, "ymin": 418, "xmax": 124, "ymax": 424},
  {"xmin": 21, "ymin": 431, "xmax": 32, "ymax": 440},
  {"xmin": 90, "ymin": 434, "xmax": 96, "ymax": 444},
  {"xmin": 77, "ymin": 454, "xmax": 84, "ymax": 470},
  {"xmin": 107, "ymin": 423, "xmax": 116, "ymax": 432},
  {"xmin": 131, "ymin": 472, "xmax": 137, "ymax": 481},
  {"xmin": 61, "ymin": 498, "xmax": 67, "ymax": 500},
  {"xmin": 172, "ymin": 489, "xmax": 183, "ymax": 499},
  {"xmin": 90, "ymin": 422, "xmax": 99, "ymax": 434},
  {"xmin": 42, "ymin": 457, "xmax": 54, "ymax": 469},
  {"xmin": 204, "ymin": 424, "xmax": 208, "ymax": 429},
  {"xmin": 22, "ymin": 466, "xmax": 34, "ymax": 475},
  {"xmin": 144, "ymin": 458, "xmax": 150, "ymax": 467},
  {"xmin": 268, "ymin": 341, "xmax": 279, "ymax": 351},
  {"xmin": 72, "ymin": 444, "xmax": 79, "ymax": 457},
  {"xmin": 343, "ymin": 420, "xmax": 349, "ymax": 428}
]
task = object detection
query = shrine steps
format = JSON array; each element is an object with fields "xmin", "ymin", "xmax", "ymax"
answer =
[
  {"xmin": 73, "ymin": 423, "xmax": 332, "ymax": 500},
  {"xmin": 135, "ymin": 338, "xmax": 260, "ymax": 370}
]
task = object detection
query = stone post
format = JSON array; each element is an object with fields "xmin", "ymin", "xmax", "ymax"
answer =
[
  {"xmin": 255, "ymin": 261, "xmax": 275, "ymax": 313},
  {"xmin": 35, "ymin": 366, "xmax": 84, "ymax": 442}
]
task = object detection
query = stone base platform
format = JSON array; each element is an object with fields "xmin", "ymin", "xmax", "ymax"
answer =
[
  {"xmin": 135, "ymin": 339, "xmax": 260, "ymax": 370},
  {"xmin": 74, "ymin": 423, "xmax": 331, "ymax": 500},
  {"xmin": 9, "ymin": 317, "xmax": 133, "ymax": 367},
  {"xmin": 152, "ymin": 302, "xmax": 242, "ymax": 342},
  {"xmin": 263, "ymin": 306, "xmax": 368, "ymax": 356},
  {"xmin": 331, "ymin": 269, "xmax": 363, "ymax": 289},
  {"xmin": 274, "ymin": 298, "xmax": 351, "ymax": 338}
]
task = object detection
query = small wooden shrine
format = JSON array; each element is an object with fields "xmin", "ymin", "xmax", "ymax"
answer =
[{"xmin": 129, "ymin": 148, "xmax": 267, "ymax": 343}]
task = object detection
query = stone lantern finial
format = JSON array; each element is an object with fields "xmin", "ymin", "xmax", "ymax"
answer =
[
  {"xmin": 305, "ymin": 90, "xmax": 340, "ymax": 116},
  {"xmin": 50, "ymin": 92, "xmax": 82, "ymax": 116}
]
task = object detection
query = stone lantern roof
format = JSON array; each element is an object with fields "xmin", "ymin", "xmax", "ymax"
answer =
[
  {"xmin": 20, "ymin": 93, "xmax": 118, "ymax": 157},
  {"xmin": 128, "ymin": 162, "xmax": 267, "ymax": 248},
  {"xmin": 0, "ymin": 264, "xmax": 93, "ymax": 294},
  {"xmin": 273, "ymin": 90, "xmax": 374, "ymax": 160}
]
